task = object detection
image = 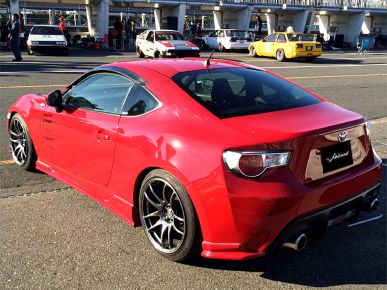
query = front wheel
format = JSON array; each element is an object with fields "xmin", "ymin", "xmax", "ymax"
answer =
[
  {"xmin": 276, "ymin": 49, "xmax": 286, "ymax": 62},
  {"xmin": 139, "ymin": 169, "xmax": 199, "ymax": 262},
  {"xmin": 9, "ymin": 114, "xmax": 37, "ymax": 171},
  {"xmin": 218, "ymin": 43, "xmax": 225, "ymax": 52},
  {"xmin": 27, "ymin": 46, "xmax": 33, "ymax": 55},
  {"xmin": 249, "ymin": 46, "xmax": 257, "ymax": 57},
  {"xmin": 136, "ymin": 46, "xmax": 145, "ymax": 58}
]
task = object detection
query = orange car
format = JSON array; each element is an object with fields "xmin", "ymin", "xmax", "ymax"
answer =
[{"xmin": 249, "ymin": 32, "xmax": 322, "ymax": 61}]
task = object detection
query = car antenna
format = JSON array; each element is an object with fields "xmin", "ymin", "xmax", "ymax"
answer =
[{"xmin": 203, "ymin": 50, "xmax": 215, "ymax": 67}]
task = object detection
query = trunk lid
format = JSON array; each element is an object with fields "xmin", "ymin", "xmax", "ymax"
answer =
[{"xmin": 224, "ymin": 103, "xmax": 370, "ymax": 183}]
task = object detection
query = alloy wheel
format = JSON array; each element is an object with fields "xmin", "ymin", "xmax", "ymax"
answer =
[{"xmin": 9, "ymin": 118, "xmax": 28, "ymax": 165}]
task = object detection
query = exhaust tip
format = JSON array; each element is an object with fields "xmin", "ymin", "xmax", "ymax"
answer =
[
  {"xmin": 283, "ymin": 233, "xmax": 308, "ymax": 252},
  {"xmin": 369, "ymin": 198, "xmax": 379, "ymax": 212}
]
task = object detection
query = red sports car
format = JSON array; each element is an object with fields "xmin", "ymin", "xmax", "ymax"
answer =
[{"xmin": 7, "ymin": 58, "xmax": 381, "ymax": 261}]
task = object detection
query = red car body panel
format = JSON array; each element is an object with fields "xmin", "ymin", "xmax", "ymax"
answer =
[{"xmin": 7, "ymin": 59, "xmax": 382, "ymax": 260}]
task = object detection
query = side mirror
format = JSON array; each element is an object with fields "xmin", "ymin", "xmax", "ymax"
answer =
[{"xmin": 46, "ymin": 90, "xmax": 63, "ymax": 111}]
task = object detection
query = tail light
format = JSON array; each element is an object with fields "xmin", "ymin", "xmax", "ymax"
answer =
[
  {"xmin": 296, "ymin": 44, "xmax": 303, "ymax": 49},
  {"xmin": 223, "ymin": 150, "xmax": 290, "ymax": 178},
  {"xmin": 316, "ymin": 43, "xmax": 322, "ymax": 48}
]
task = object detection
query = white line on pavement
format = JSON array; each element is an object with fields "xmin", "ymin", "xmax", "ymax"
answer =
[
  {"xmin": 259, "ymin": 63, "xmax": 387, "ymax": 69},
  {"xmin": 0, "ymin": 70, "xmax": 86, "ymax": 75}
]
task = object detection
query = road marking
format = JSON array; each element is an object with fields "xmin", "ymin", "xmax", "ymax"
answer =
[
  {"xmin": 288, "ymin": 73, "xmax": 387, "ymax": 80},
  {"xmin": 0, "ymin": 84, "xmax": 66, "ymax": 89},
  {"xmin": 259, "ymin": 63, "xmax": 387, "ymax": 69},
  {"xmin": 0, "ymin": 160, "xmax": 15, "ymax": 165}
]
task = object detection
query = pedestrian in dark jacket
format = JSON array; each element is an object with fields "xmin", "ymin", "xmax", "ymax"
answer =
[{"xmin": 10, "ymin": 13, "xmax": 22, "ymax": 61}]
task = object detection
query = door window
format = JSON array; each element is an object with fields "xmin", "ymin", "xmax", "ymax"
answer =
[
  {"xmin": 64, "ymin": 73, "xmax": 134, "ymax": 114},
  {"xmin": 265, "ymin": 34, "xmax": 277, "ymax": 42},
  {"xmin": 277, "ymin": 34, "xmax": 287, "ymax": 43},
  {"xmin": 146, "ymin": 31, "xmax": 154, "ymax": 42}
]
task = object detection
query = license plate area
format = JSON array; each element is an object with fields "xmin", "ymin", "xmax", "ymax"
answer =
[
  {"xmin": 306, "ymin": 46, "xmax": 312, "ymax": 51},
  {"xmin": 320, "ymin": 141, "xmax": 353, "ymax": 173}
]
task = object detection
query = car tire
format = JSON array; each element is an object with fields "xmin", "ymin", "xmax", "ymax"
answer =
[
  {"xmin": 218, "ymin": 43, "xmax": 224, "ymax": 52},
  {"xmin": 138, "ymin": 169, "xmax": 199, "ymax": 262},
  {"xmin": 136, "ymin": 46, "xmax": 145, "ymax": 58},
  {"xmin": 276, "ymin": 49, "xmax": 286, "ymax": 62},
  {"xmin": 154, "ymin": 51, "xmax": 162, "ymax": 59},
  {"xmin": 9, "ymin": 113, "xmax": 37, "ymax": 171},
  {"xmin": 249, "ymin": 47, "xmax": 257, "ymax": 57},
  {"xmin": 27, "ymin": 46, "xmax": 33, "ymax": 55}
]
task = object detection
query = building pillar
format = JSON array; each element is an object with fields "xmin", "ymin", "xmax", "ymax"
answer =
[
  {"xmin": 48, "ymin": 9, "xmax": 55, "ymax": 25},
  {"xmin": 306, "ymin": 10, "xmax": 316, "ymax": 33},
  {"xmin": 154, "ymin": 9, "xmax": 161, "ymax": 30},
  {"xmin": 238, "ymin": 6, "xmax": 253, "ymax": 31},
  {"xmin": 361, "ymin": 15, "xmax": 372, "ymax": 34},
  {"xmin": 293, "ymin": 10, "xmax": 308, "ymax": 33},
  {"xmin": 317, "ymin": 14, "xmax": 330, "ymax": 41},
  {"xmin": 9, "ymin": 0, "xmax": 19, "ymax": 15},
  {"xmin": 85, "ymin": 0, "xmax": 109, "ymax": 38},
  {"xmin": 265, "ymin": 13, "xmax": 277, "ymax": 34},
  {"xmin": 347, "ymin": 12, "xmax": 365, "ymax": 44},
  {"xmin": 213, "ymin": 11, "xmax": 222, "ymax": 30},
  {"xmin": 175, "ymin": 3, "xmax": 186, "ymax": 34}
]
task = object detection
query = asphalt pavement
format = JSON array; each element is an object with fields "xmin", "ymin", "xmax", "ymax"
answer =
[{"xmin": 0, "ymin": 49, "xmax": 386, "ymax": 289}]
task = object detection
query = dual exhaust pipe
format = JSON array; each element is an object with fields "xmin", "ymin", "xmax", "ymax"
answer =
[{"xmin": 282, "ymin": 198, "xmax": 379, "ymax": 252}]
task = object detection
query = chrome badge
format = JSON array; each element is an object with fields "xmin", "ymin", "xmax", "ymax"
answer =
[{"xmin": 338, "ymin": 131, "xmax": 347, "ymax": 142}]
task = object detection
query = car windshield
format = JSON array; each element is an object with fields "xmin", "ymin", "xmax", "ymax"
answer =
[
  {"xmin": 225, "ymin": 30, "xmax": 245, "ymax": 37},
  {"xmin": 173, "ymin": 68, "xmax": 321, "ymax": 119},
  {"xmin": 30, "ymin": 26, "xmax": 63, "ymax": 35},
  {"xmin": 155, "ymin": 32, "xmax": 184, "ymax": 41},
  {"xmin": 287, "ymin": 34, "xmax": 316, "ymax": 42}
]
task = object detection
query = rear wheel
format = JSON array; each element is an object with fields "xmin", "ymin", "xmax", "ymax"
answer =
[
  {"xmin": 201, "ymin": 41, "xmax": 209, "ymax": 50},
  {"xmin": 139, "ymin": 169, "xmax": 199, "ymax": 262},
  {"xmin": 154, "ymin": 50, "xmax": 161, "ymax": 59},
  {"xmin": 276, "ymin": 49, "xmax": 286, "ymax": 62},
  {"xmin": 9, "ymin": 114, "xmax": 37, "ymax": 171}
]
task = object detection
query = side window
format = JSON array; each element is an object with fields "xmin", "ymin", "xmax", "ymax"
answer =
[
  {"xmin": 122, "ymin": 85, "xmax": 159, "ymax": 116},
  {"xmin": 146, "ymin": 31, "xmax": 154, "ymax": 42},
  {"xmin": 64, "ymin": 73, "xmax": 133, "ymax": 114},
  {"xmin": 265, "ymin": 34, "xmax": 277, "ymax": 42},
  {"xmin": 277, "ymin": 34, "xmax": 286, "ymax": 43}
]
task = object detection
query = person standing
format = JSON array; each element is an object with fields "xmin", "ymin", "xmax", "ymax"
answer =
[
  {"xmin": 59, "ymin": 16, "xmax": 65, "ymax": 32},
  {"xmin": 10, "ymin": 13, "xmax": 22, "ymax": 61},
  {"xmin": 113, "ymin": 17, "xmax": 123, "ymax": 50}
]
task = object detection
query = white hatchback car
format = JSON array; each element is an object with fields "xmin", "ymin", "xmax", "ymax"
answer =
[
  {"xmin": 27, "ymin": 25, "xmax": 68, "ymax": 55},
  {"xmin": 201, "ymin": 29, "xmax": 253, "ymax": 52},
  {"xmin": 135, "ymin": 29, "xmax": 200, "ymax": 58}
]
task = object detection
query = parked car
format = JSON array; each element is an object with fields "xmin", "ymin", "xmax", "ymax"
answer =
[
  {"xmin": 135, "ymin": 29, "xmax": 200, "ymax": 58},
  {"xmin": 201, "ymin": 29, "xmax": 253, "ymax": 51},
  {"xmin": 26, "ymin": 25, "xmax": 68, "ymax": 55},
  {"xmin": 249, "ymin": 32, "xmax": 322, "ymax": 61},
  {"xmin": 7, "ymin": 58, "xmax": 381, "ymax": 262}
]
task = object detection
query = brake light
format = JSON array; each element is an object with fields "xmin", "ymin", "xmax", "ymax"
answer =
[
  {"xmin": 296, "ymin": 44, "xmax": 303, "ymax": 49},
  {"xmin": 316, "ymin": 43, "xmax": 322, "ymax": 48},
  {"xmin": 223, "ymin": 151, "xmax": 290, "ymax": 178}
]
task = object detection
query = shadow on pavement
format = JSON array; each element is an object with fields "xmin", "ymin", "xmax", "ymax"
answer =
[{"xmin": 190, "ymin": 162, "xmax": 387, "ymax": 287}]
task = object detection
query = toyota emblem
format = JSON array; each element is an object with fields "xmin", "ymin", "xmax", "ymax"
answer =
[{"xmin": 338, "ymin": 131, "xmax": 347, "ymax": 142}]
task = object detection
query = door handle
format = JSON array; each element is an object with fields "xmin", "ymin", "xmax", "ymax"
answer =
[{"xmin": 96, "ymin": 130, "xmax": 110, "ymax": 141}]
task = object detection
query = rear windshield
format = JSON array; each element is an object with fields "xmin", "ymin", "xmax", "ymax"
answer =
[
  {"xmin": 155, "ymin": 32, "xmax": 184, "ymax": 41},
  {"xmin": 287, "ymin": 34, "xmax": 316, "ymax": 42},
  {"xmin": 30, "ymin": 26, "xmax": 63, "ymax": 35},
  {"xmin": 172, "ymin": 68, "xmax": 321, "ymax": 118}
]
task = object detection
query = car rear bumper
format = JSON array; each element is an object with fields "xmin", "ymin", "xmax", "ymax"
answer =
[
  {"xmin": 29, "ymin": 45, "xmax": 67, "ymax": 50},
  {"xmin": 190, "ymin": 152, "xmax": 382, "ymax": 260},
  {"xmin": 225, "ymin": 43, "xmax": 249, "ymax": 50},
  {"xmin": 292, "ymin": 51, "xmax": 322, "ymax": 58}
]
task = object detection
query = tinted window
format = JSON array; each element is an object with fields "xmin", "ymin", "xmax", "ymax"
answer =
[
  {"xmin": 225, "ymin": 30, "xmax": 245, "ymax": 37},
  {"xmin": 155, "ymin": 32, "xmax": 184, "ymax": 41},
  {"xmin": 265, "ymin": 34, "xmax": 277, "ymax": 42},
  {"xmin": 64, "ymin": 73, "xmax": 134, "ymax": 114},
  {"xmin": 31, "ymin": 26, "xmax": 63, "ymax": 35},
  {"xmin": 287, "ymin": 34, "xmax": 316, "ymax": 42},
  {"xmin": 173, "ymin": 68, "xmax": 320, "ymax": 118},
  {"xmin": 122, "ymin": 85, "xmax": 158, "ymax": 116},
  {"xmin": 277, "ymin": 34, "xmax": 287, "ymax": 43},
  {"xmin": 146, "ymin": 31, "xmax": 154, "ymax": 41}
]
